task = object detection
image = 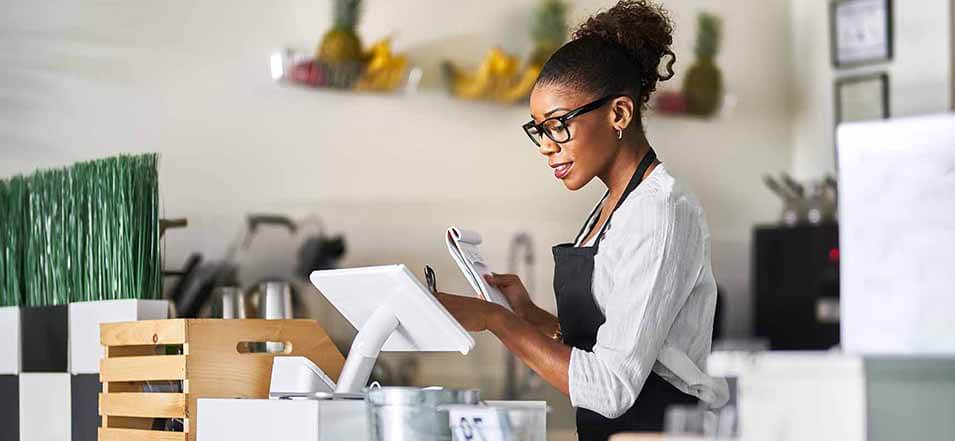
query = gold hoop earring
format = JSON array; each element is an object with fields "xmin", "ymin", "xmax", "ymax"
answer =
[{"xmin": 617, "ymin": 129, "xmax": 623, "ymax": 140}]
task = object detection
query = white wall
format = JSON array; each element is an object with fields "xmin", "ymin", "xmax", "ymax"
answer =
[
  {"xmin": 0, "ymin": 0, "xmax": 794, "ymax": 398},
  {"xmin": 789, "ymin": 0, "xmax": 952, "ymax": 180}
]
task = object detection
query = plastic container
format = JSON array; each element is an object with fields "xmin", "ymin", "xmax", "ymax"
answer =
[
  {"xmin": 366, "ymin": 386, "xmax": 480, "ymax": 441},
  {"xmin": 447, "ymin": 401, "xmax": 548, "ymax": 441}
]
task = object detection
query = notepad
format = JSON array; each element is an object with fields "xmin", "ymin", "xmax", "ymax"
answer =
[{"xmin": 446, "ymin": 227, "xmax": 513, "ymax": 312}]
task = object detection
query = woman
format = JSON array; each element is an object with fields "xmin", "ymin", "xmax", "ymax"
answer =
[{"xmin": 437, "ymin": 1, "xmax": 729, "ymax": 439}]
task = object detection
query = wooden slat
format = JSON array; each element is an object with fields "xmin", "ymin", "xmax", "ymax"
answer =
[
  {"xmin": 99, "ymin": 393, "xmax": 186, "ymax": 418},
  {"xmin": 107, "ymin": 345, "xmax": 170, "ymax": 357},
  {"xmin": 103, "ymin": 415, "xmax": 163, "ymax": 430},
  {"xmin": 102, "ymin": 381, "xmax": 145, "ymax": 393},
  {"xmin": 98, "ymin": 427, "xmax": 185, "ymax": 441},
  {"xmin": 100, "ymin": 355, "xmax": 186, "ymax": 382},
  {"xmin": 101, "ymin": 319, "xmax": 186, "ymax": 346}
]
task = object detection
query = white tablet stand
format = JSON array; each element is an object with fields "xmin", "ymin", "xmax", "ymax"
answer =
[{"xmin": 309, "ymin": 265, "xmax": 475, "ymax": 394}]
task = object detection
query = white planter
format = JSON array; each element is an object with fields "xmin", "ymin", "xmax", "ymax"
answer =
[
  {"xmin": 0, "ymin": 306, "xmax": 20, "ymax": 375},
  {"xmin": 68, "ymin": 299, "xmax": 170, "ymax": 374},
  {"xmin": 19, "ymin": 373, "xmax": 71, "ymax": 441}
]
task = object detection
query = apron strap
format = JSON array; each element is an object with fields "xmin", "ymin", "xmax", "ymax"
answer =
[
  {"xmin": 573, "ymin": 192, "xmax": 609, "ymax": 246},
  {"xmin": 593, "ymin": 148, "xmax": 657, "ymax": 248}
]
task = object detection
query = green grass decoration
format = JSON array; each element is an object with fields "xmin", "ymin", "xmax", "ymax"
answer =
[
  {"xmin": 69, "ymin": 154, "xmax": 161, "ymax": 302},
  {"xmin": 15, "ymin": 153, "xmax": 161, "ymax": 306},
  {"xmin": 24, "ymin": 167, "xmax": 73, "ymax": 306},
  {"xmin": 0, "ymin": 176, "xmax": 27, "ymax": 307}
]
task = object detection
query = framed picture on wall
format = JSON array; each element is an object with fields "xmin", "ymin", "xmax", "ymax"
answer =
[
  {"xmin": 830, "ymin": 0, "xmax": 893, "ymax": 67},
  {"xmin": 835, "ymin": 73, "xmax": 889, "ymax": 126}
]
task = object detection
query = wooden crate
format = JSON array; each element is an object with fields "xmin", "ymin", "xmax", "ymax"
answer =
[{"xmin": 97, "ymin": 319, "xmax": 345, "ymax": 441}]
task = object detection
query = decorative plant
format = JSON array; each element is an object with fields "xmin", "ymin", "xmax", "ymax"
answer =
[
  {"xmin": 16, "ymin": 154, "xmax": 161, "ymax": 307},
  {"xmin": 0, "ymin": 177, "xmax": 27, "ymax": 307},
  {"xmin": 683, "ymin": 12, "xmax": 724, "ymax": 116},
  {"xmin": 68, "ymin": 154, "xmax": 161, "ymax": 303},
  {"xmin": 24, "ymin": 168, "xmax": 73, "ymax": 306}
]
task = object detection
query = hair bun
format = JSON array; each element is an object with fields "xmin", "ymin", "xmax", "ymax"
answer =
[{"xmin": 574, "ymin": 0, "xmax": 676, "ymax": 103}]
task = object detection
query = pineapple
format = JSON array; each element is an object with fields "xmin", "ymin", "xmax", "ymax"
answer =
[
  {"xmin": 528, "ymin": 0, "xmax": 568, "ymax": 67},
  {"xmin": 317, "ymin": 0, "xmax": 364, "ymax": 63},
  {"xmin": 683, "ymin": 12, "xmax": 723, "ymax": 117}
]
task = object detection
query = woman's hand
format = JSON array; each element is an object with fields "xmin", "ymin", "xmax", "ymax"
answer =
[
  {"xmin": 436, "ymin": 292, "xmax": 508, "ymax": 332},
  {"xmin": 437, "ymin": 290, "xmax": 571, "ymax": 397},
  {"xmin": 484, "ymin": 273, "xmax": 535, "ymax": 318},
  {"xmin": 486, "ymin": 273, "xmax": 560, "ymax": 337}
]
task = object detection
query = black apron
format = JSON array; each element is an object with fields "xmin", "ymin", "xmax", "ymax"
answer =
[{"xmin": 552, "ymin": 148, "xmax": 696, "ymax": 441}]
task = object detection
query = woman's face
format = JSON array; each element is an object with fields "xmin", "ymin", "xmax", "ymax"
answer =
[{"xmin": 528, "ymin": 84, "xmax": 620, "ymax": 191}]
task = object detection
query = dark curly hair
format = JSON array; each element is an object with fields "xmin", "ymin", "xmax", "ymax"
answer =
[{"xmin": 536, "ymin": 0, "xmax": 676, "ymax": 112}]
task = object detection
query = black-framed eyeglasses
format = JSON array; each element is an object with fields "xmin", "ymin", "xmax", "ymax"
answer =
[{"xmin": 522, "ymin": 94, "xmax": 627, "ymax": 147}]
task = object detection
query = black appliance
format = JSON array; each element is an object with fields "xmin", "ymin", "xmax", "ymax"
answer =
[{"xmin": 752, "ymin": 224, "xmax": 840, "ymax": 350}]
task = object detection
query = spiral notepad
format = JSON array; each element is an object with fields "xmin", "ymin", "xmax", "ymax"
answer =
[{"xmin": 446, "ymin": 227, "xmax": 513, "ymax": 312}]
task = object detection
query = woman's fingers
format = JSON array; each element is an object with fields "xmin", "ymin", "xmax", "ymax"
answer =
[{"xmin": 485, "ymin": 273, "xmax": 518, "ymax": 287}]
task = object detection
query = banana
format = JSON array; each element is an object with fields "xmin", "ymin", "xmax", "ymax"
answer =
[
  {"xmin": 448, "ymin": 50, "xmax": 498, "ymax": 100},
  {"xmin": 355, "ymin": 38, "xmax": 409, "ymax": 92},
  {"xmin": 441, "ymin": 61, "xmax": 471, "ymax": 91},
  {"xmin": 444, "ymin": 47, "xmax": 520, "ymax": 100},
  {"xmin": 495, "ymin": 64, "xmax": 542, "ymax": 104},
  {"xmin": 443, "ymin": 48, "xmax": 543, "ymax": 104},
  {"xmin": 382, "ymin": 56, "xmax": 407, "ymax": 90}
]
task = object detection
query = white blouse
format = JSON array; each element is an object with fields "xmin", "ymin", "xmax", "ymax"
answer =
[{"xmin": 568, "ymin": 164, "xmax": 729, "ymax": 419}]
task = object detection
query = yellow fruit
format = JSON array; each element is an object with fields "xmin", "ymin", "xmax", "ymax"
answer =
[
  {"xmin": 317, "ymin": 29, "xmax": 364, "ymax": 63},
  {"xmin": 495, "ymin": 65, "xmax": 542, "ymax": 104},
  {"xmin": 444, "ymin": 47, "xmax": 527, "ymax": 101},
  {"xmin": 354, "ymin": 38, "xmax": 410, "ymax": 92},
  {"xmin": 451, "ymin": 54, "xmax": 496, "ymax": 100},
  {"xmin": 384, "ymin": 57, "xmax": 408, "ymax": 90}
]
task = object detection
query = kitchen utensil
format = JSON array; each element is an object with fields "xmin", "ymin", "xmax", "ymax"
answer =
[
  {"xmin": 781, "ymin": 172, "xmax": 805, "ymax": 198},
  {"xmin": 258, "ymin": 281, "xmax": 292, "ymax": 320},
  {"xmin": 763, "ymin": 173, "xmax": 809, "ymax": 225},
  {"xmin": 257, "ymin": 281, "xmax": 293, "ymax": 353},
  {"xmin": 806, "ymin": 181, "xmax": 837, "ymax": 224},
  {"xmin": 297, "ymin": 214, "xmax": 346, "ymax": 278},
  {"xmin": 211, "ymin": 286, "xmax": 248, "ymax": 319}
]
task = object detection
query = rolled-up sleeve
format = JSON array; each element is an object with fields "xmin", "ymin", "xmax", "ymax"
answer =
[{"xmin": 568, "ymin": 194, "xmax": 705, "ymax": 418}]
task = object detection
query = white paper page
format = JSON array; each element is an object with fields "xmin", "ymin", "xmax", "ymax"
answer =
[{"xmin": 446, "ymin": 227, "xmax": 513, "ymax": 312}]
